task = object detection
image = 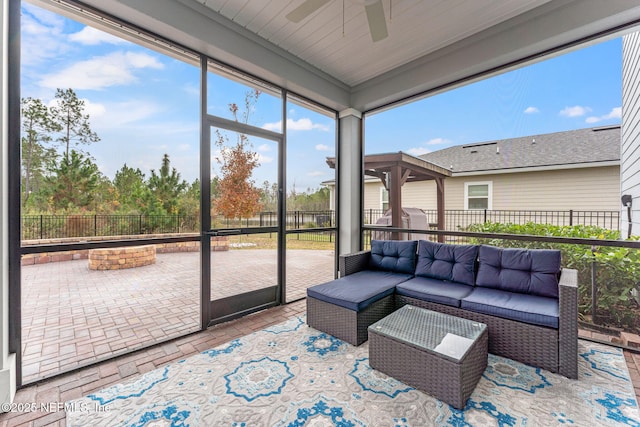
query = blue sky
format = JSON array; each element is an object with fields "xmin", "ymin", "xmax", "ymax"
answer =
[
  {"xmin": 21, "ymin": 3, "xmax": 622, "ymax": 191},
  {"xmin": 21, "ymin": 3, "xmax": 336, "ymax": 192},
  {"xmin": 365, "ymin": 37, "xmax": 622, "ymax": 155}
]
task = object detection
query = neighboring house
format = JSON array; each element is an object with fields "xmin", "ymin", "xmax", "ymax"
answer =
[
  {"xmin": 622, "ymin": 33, "xmax": 640, "ymax": 238},
  {"xmin": 328, "ymin": 125, "xmax": 621, "ymax": 222}
]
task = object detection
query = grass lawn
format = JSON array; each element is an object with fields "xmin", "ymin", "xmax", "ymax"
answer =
[{"xmin": 227, "ymin": 232, "xmax": 335, "ymax": 250}]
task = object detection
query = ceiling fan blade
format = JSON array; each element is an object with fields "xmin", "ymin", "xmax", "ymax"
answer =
[
  {"xmin": 364, "ymin": 0, "xmax": 388, "ymax": 42},
  {"xmin": 286, "ymin": 0, "xmax": 332, "ymax": 23}
]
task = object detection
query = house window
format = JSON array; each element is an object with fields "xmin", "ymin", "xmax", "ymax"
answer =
[
  {"xmin": 381, "ymin": 188, "xmax": 389, "ymax": 211},
  {"xmin": 465, "ymin": 182, "xmax": 492, "ymax": 210}
]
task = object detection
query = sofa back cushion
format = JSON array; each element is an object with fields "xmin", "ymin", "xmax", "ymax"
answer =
[
  {"xmin": 476, "ymin": 245, "xmax": 561, "ymax": 298},
  {"xmin": 414, "ymin": 240, "xmax": 479, "ymax": 286},
  {"xmin": 370, "ymin": 240, "xmax": 418, "ymax": 274}
]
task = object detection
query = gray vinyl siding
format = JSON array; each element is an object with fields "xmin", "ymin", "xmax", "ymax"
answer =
[
  {"xmin": 622, "ymin": 32, "xmax": 640, "ymax": 237},
  {"xmin": 363, "ymin": 165, "xmax": 619, "ymax": 213},
  {"xmin": 446, "ymin": 167, "xmax": 619, "ymax": 211}
]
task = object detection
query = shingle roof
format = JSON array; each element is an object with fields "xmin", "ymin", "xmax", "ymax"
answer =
[{"xmin": 419, "ymin": 126, "xmax": 620, "ymax": 173}]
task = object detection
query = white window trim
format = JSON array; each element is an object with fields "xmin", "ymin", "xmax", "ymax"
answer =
[
  {"xmin": 380, "ymin": 187, "xmax": 389, "ymax": 211},
  {"xmin": 464, "ymin": 181, "xmax": 493, "ymax": 210}
]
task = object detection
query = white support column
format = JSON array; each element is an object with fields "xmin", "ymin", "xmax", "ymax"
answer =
[
  {"xmin": 0, "ymin": 0, "xmax": 16, "ymax": 407},
  {"xmin": 338, "ymin": 108, "xmax": 363, "ymax": 257}
]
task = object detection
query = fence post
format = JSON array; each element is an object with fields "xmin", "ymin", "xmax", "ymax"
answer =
[
  {"xmin": 484, "ymin": 209, "xmax": 487, "ymax": 223},
  {"xmin": 40, "ymin": 215, "xmax": 43, "ymax": 239},
  {"xmin": 139, "ymin": 215, "xmax": 142, "ymax": 234},
  {"xmin": 569, "ymin": 209, "xmax": 573, "ymax": 226},
  {"xmin": 591, "ymin": 245, "xmax": 598, "ymax": 323},
  {"xmin": 94, "ymin": 214, "xmax": 98, "ymax": 236}
]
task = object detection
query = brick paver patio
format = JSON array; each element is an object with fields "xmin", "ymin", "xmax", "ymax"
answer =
[
  {"xmin": 21, "ymin": 249, "xmax": 334, "ymax": 383},
  {"xmin": 3, "ymin": 299, "xmax": 640, "ymax": 426}
]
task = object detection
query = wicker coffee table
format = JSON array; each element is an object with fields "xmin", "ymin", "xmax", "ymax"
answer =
[{"xmin": 368, "ymin": 305, "xmax": 488, "ymax": 409}]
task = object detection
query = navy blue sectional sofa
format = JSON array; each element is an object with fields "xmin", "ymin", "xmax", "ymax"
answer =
[{"xmin": 306, "ymin": 239, "xmax": 578, "ymax": 378}]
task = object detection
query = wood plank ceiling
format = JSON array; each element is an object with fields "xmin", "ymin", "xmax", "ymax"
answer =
[{"xmin": 196, "ymin": 0, "xmax": 552, "ymax": 87}]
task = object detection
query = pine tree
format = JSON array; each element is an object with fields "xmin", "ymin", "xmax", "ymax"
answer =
[
  {"xmin": 146, "ymin": 154, "xmax": 188, "ymax": 215},
  {"xmin": 45, "ymin": 150, "xmax": 102, "ymax": 212},
  {"xmin": 113, "ymin": 164, "xmax": 147, "ymax": 213},
  {"xmin": 21, "ymin": 97, "xmax": 60, "ymax": 209},
  {"xmin": 51, "ymin": 88, "xmax": 100, "ymax": 162}
]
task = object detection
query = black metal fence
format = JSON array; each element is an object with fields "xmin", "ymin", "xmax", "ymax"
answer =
[
  {"xmin": 21, "ymin": 214, "xmax": 201, "ymax": 240},
  {"xmin": 22, "ymin": 209, "xmax": 619, "ymax": 241},
  {"xmin": 364, "ymin": 209, "xmax": 620, "ymax": 231},
  {"xmin": 212, "ymin": 210, "xmax": 335, "ymax": 229},
  {"xmin": 22, "ymin": 211, "xmax": 336, "ymax": 240}
]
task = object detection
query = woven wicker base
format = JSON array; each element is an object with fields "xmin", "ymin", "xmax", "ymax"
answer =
[
  {"xmin": 307, "ymin": 294, "xmax": 396, "ymax": 346},
  {"xmin": 369, "ymin": 310, "xmax": 488, "ymax": 409},
  {"xmin": 396, "ymin": 295, "xmax": 562, "ymax": 375}
]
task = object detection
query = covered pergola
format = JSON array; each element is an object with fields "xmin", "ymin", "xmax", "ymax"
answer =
[{"xmin": 328, "ymin": 152, "xmax": 451, "ymax": 239}]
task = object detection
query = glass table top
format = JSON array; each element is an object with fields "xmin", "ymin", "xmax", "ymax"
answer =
[{"xmin": 369, "ymin": 305, "xmax": 487, "ymax": 362}]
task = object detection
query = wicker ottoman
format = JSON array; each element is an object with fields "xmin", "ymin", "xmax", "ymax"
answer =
[{"xmin": 368, "ymin": 305, "xmax": 488, "ymax": 409}]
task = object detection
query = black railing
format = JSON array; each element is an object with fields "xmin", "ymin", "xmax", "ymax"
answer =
[
  {"xmin": 21, "ymin": 214, "xmax": 200, "ymax": 240},
  {"xmin": 364, "ymin": 209, "xmax": 620, "ymax": 231},
  {"xmin": 21, "ymin": 211, "xmax": 336, "ymax": 241},
  {"xmin": 22, "ymin": 209, "xmax": 618, "ymax": 241}
]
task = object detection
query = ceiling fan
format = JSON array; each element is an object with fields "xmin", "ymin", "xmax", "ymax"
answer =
[{"xmin": 286, "ymin": 0, "xmax": 389, "ymax": 42}]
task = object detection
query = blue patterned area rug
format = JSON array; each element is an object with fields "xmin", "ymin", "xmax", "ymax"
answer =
[{"xmin": 66, "ymin": 316, "xmax": 640, "ymax": 426}]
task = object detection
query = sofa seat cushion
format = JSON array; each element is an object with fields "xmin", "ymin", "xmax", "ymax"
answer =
[
  {"xmin": 476, "ymin": 245, "xmax": 561, "ymax": 298},
  {"xmin": 415, "ymin": 240, "xmax": 479, "ymax": 286},
  {"xmin": 307, "ymin": 270, "xmax": 412, "ymax": 312},
  {"xmin": 396, "ymin": 276, "xmax": 474, "ymax": 308},
  {"xmin": 461, "ymin": 287, "xmax": 559, "ymax": 328},
  {"xmin": 370, "ymin": 240, "xmax": 418, "ymax": 274}
]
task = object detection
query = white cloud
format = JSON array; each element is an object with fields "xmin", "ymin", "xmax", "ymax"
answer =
[
  {"xmin": 24, "ymin": 3, "xmax": 66, "ymax": 28},
  {"xmin": 39, "ymin": 51, "xmax": 164, "ymax": 90},
  {"xmin": 69, "ymin": 26, "xmax": 129, "ymax": 45},
  {"xmin": 177, "ymin": 144, "xmax": 191, "ymax": 152},
  {"xmin": 262, "ymin": 118, "xmax": 330, "ymax": 132},
  {"xmin": 524, "ymin": 106, "xmax": 540, "ymax": 114},
  {"xmin": 21, "ymin": 4, "xmax": 69, "ymax": 67},
  {"xmin": 315, "ymin": 144, "xmax": 331, "ymax": 151},
  {"xmin": 585, "ymin": 107, "xmax": 622, "ymax": 124},
  {"xmin": 257, "ymin": 144, "xmax": 272, "ymax": 152},
  {"xmin": 559, "ymin": 105, "xmax": 592, "ymax": 117},
  {"xmin": 407, "ymin": 147, "xmax": 431, "ymax": 156},
  {"xmin": 80, "ymin": 99, "xmax": 107, "ymax": 118},
  {"xmin": 257, "ymin": 153, "xmax": 274, "ymax": 164},
  {"xmin": 261, "ymin": 121, "xmax": 282, "ymax": 132},
  {"xmin": 46, "ymin": 97, "xmax": 107, "ymax": 120},
  {"xmin": 82, "ymin": 100, "xmax": 166, "ymax": 129},
  {"xmin": 426, "ymin": 138, "xmax": 450, "ymax": 146},
  {"xmin": 406, "ymin": 137, "xmax": 450, "ymax": 156},
  {"xmin": 183, "ymin": 83, "xmax": 200, "ymax": 96},
  {"xmin": 307, "ymin": 171, "xmax": 325, "ymax": 177}
]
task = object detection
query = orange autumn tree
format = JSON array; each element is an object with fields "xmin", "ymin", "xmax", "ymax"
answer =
[{"xmin": 213, "ymin": 90, "xmax": 263, "ymax": 224}]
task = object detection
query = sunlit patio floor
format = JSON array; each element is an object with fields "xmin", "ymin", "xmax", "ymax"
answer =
[{"xmin": 21, "ymin": 249, "xmax": 335, "ymax": 384}]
